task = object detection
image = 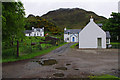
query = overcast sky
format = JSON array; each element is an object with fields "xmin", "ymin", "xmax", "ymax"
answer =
[{"xmin": 21, "ymin": 0, "xmax": 120, "ymax": 18}]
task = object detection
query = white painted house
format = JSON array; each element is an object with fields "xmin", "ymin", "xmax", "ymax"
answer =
[
  {"xmin": 79, "ymin": 17, "xmax": 109, "ymax": 48},
  {"xmin": 24, "ymin": 27, "xmax": 44, "ymax": 37},
  {"xmin": 64, "ymin": 17, "xmax": 111, "ymax": 48},
  {"xmin": 64, "ymin": 28, "xmax": 81, "ymax": 42}
]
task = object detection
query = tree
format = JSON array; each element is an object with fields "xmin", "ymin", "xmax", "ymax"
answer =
[
  {"xmin": 103, "ymin": 12, "xmax": 120, "ymax": 42},
  {"xmin": 2, "ymin": 1, "xmax": 25, "ymax": 57},
  {"xmin": 2, "ymin": 1, "xmax": 25, "ymax": 45}
]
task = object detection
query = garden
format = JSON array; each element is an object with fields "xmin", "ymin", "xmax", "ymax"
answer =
[{"xmin": 2, "ymin": 36, "xmax": 66, "ymax": 63}]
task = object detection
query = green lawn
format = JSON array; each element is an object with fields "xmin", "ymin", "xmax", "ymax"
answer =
[
  {"xmin": 2, "ymin": 42, "xmax": 67, "ymax": 63},
  {"xmin": 89, "ymin": 74, "xmax": 120, "ymax": 80},
  {"xmin": 110, "ymin": 42, "xmax": 120, "ymax": 45}
]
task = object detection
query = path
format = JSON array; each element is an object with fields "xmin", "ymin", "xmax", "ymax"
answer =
[{"xmin": 2, "ymin": 43, "xmax": 119, "ymax": 78}]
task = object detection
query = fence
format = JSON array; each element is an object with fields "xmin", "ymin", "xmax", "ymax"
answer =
[{"xmin": 2, "ymin": 36, "xmax": 62, "ymax": 59}]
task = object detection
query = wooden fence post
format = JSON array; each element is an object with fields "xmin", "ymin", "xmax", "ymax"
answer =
[{"xmin": 17, "ymin": 40, "xmax": 19, "ymax": 57}]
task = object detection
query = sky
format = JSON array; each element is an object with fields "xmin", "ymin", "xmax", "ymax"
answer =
[{"xmin": 21, "ymin": 0, "xmax": 120, "ymax": 18}]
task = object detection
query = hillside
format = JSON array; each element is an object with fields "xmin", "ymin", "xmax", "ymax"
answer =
[
  {"xmin": 42, "ymin": 8, "xmax": 107, "ymax": 29},
  {"xmin": 25, "ymin": 15, "xmax": 63, "ymax": 35}
]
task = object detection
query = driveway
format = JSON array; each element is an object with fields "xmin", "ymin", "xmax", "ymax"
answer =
[{"xmin": 2, "ymin": 43, "xmax": 119, "ymax": 78}]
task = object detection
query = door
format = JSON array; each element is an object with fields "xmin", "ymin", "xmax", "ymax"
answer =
[
  {"xmin": 97, "ymin": 38, "xmax": 102, "ymax": 48},
  {"xmin": 73, "ymin": 37, "xmax": 75, "ymax": 42}
]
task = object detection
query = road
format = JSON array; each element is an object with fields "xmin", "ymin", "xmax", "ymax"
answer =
[{"xmin": 2, "ymin": 43, "xmax": 119, "ymax": 78}]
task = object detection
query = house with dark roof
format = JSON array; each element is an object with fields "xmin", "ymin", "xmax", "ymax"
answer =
[
  {"xmin": 79, "ymin": 17, "xmax": 111, "ymax": 48},
  {"xmin": 64, "ymin": 17, "xmax": 111, "ymax": 48},
  {"xmin": 64, "ymin": 28, "xmax": 81, "ymax": 42},
  {"xmin": 24, "ymin": 27, "xmax": 44, "ymax": 37}
]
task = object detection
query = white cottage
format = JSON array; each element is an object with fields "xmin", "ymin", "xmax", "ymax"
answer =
[
  {"xmin": 79, "ymin": 17, "xmax": 108, "ymax": 48},
  {"xmin": 64, "ymin": 28, "xmax": 81, "ymax": 42},
  {"xmin": 24, "ymin": 27, "xmax": 44, "ymax": 37}
]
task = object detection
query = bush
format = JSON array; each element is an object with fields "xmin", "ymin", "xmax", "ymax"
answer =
[
  {"xmin": 36, "ymin": 44, "xmax": 42, "ymax": 50},
  {"xmin": 21, "ymin": 45, "xmax": 32, "ymax": 54},
  {"xmin": 2, "ymin": 47, "xmax": 17, "ymax": 58}
]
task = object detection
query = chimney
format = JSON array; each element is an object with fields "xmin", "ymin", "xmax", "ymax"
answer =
[
  {"xmin": 32, "ymin": 27, "xmax": 34, "ymax": 30},
  {"xmin": 64, "ymin": 27, "xmax": 67, "ymax": 31},
  {"xmin": 90, "ymin": 16, "xmax": 94, "ymax": 22}
]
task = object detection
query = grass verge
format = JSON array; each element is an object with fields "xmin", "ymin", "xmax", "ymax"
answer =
[
  {"xmin": 70, "ymin": 43, "xmax": 79, "ymax": 48},
  {"xmin": 110, "ymin": 42, "xmax": 120, "ymax": 49},
  {"xmin": 110, "ymin": 42, "xmax": 120, "ymax": 45},
  {"xmin": 2, "ymin": 42, "xmax": 67, "ymax": 63},
  {"xmin": 89, "ymin": 74, "xmax": 120, "ymax": 80}
]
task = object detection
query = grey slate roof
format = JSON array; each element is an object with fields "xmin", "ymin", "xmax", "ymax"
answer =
[
  {"xmin": 97, "ymin": 24, "xmax": 103, "ymax": 27},
  {"xmin": 24, "ymin": 28, "xmax": 43, "ymax": 34},
  {"xmin": 64, "ymin": 29, "xmax": 81, "ymax": 34},
  {"xmin": 24, "ymin": 30, "xmax": 33, "ymax": 34},
  {"xmin": 64, "ymin": 29, "xmax": 111, "ymax": 39},
  {"xmin": 36, "ymin": 28, "xmax": 42, "ymax": 31},
  {"xmin": 106, "ymin": 31, "xmax": 111, "ymax": 39}
]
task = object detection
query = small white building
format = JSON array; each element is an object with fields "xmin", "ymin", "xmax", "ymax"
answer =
[
  {"xmin": 24, "ymin": 27, "xmax": 44, "ymax": 37},
  {"xmin": 79, "ymin": 17, "xmax": 110, "ymax": 48},
  {"xmin": 64, "ymin": 28, "xmax": 81, "ymax": 42}
]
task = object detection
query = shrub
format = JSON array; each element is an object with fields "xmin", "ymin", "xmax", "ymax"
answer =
[{"xmin": 2, "ymin": 47, "xmax": 17, "ymax": 58}]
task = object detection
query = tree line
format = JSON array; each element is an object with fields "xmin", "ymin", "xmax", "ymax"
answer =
[{"xmin": 103, "ymin": 12, "xmax": 120, "ymax": 42}]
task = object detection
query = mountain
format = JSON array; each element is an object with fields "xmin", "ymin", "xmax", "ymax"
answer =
[{"xmin": 41, "ymin": 8, "xmax": 107, "ymax": 29}]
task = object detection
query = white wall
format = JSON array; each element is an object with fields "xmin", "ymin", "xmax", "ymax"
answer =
[
  {"xmin": 64, "ymin": 34, "xmax": 70, "ymax": 42},
  {"xmin": 26, "ymin": 30, "xmax": 44, "ymax": 37},
  {"xmin": 106, "ymin": 38, "xmax": 110, "ymax": 44},
  {"xmin": 64, "ymin": 33, "xmax": 79, "ymax": 42},
  {"xmin": 70, "ymin": 34, "xmax": 79, "ymax": 42},
  {"xmin": 25, "ymin": 27, "xmax": 44, "ymax": 37},
  {"xmin": 25, "ymin": 34, "xmax": 29, "ymax": 36},
  {"xmin": 79, "ymin": 19, "xmax": 106, "ymax": 48}
]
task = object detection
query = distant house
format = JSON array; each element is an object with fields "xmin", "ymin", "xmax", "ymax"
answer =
[
  {"xmin": 24, "ymin": 27, "xmax": 44, "ymax": 37},
  {"xmin": 64, "ymin": 28, "xmax": 81, "ymax": 42}
]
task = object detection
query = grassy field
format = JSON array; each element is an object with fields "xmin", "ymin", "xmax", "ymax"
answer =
[{"xmin": 2, "ymin": 42, "xmax": 67, "ymax": 63}]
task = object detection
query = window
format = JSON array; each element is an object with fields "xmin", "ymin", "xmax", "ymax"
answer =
[
  {"xmin": 34, "ymin": 33, "xmax": 36, "ymax": 36},
  {"xmin": 68, "ymin": 32, "xmax": 70, "ymax": 35},
  {"xmin": 67, "ymin": 38, "xmax": 69, "ymax": 40},
  {"xmin": 40, "ymin": 34, "xmax": 42, "ymax": 36},
  {"xmin": 37, "ymin": 33, "xmax": 39, "ymax": 36},
  {"xmin": 97, "ymin": 38, "xmax": 102, "ymax": 48}
]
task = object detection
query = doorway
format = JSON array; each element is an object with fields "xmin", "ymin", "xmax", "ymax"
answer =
[
  {"xmin": 73, "ymin": 37, "xmax": 75, "ymax": 42},
  {"xmin": 97, "ymin": 38, "xmax": 102, "ymax": 48}
]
